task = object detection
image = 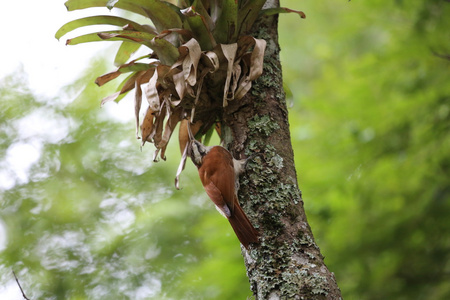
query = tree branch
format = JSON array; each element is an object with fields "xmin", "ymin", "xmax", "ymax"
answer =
[{"xmin": 12, "ymin": 271, "xmax": 31, "ymax": 300}]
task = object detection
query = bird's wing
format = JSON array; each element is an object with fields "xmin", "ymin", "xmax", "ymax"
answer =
[{"xmin": 203, "ymin": 179, "xmax": 231, "ymax": 217}]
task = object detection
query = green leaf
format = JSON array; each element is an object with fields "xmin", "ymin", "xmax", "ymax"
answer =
[
  {"xmin": 181, "ymin": 6, "xmax": 216, "ymax": 50},
  {"xmin": 213, "ymin": 0, "xmax": 238, "ymax": 43},
  {"xmin": 66, "ymin": 30, "xmax": 155, "ymax": 46},
  {"xmin": 65, "ymin": 31, "xmax": 114, "ymax": 45},
  {"xmin": 65, "ymin": 0, "xmax": 146, "ymax": 17},
  {"xmin": 237, "ymin": 0, "xmax": 266, "ymax": 36},
  {"xmin": 260, "ymin": 7, "xmax": 306, "ymax": 19},
  {"xmin": 65, "ymin": 0, "xmax": 183, "ymax": 32},
  {"xmin": 114, "ymin": 42, "xmax": 142, "ymax": 66},
  {"xmin": 150, "ymin": 38, "xmax": 179, "ymax": 65},
  {"xmin": 55, "ymin": 15, "xmax": 148, "ymax": 40},
  {"xmin": 98, "ymin": 30, "xmax": 156, "ymax": 47}
]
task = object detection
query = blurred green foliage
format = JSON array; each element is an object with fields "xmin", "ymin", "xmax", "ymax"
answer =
[
  {"xmin": 281, "ymin": 0, "xmax": 450, "ymax": 299},
  {"xmin": 1, "ymin": 0, "xmax": 449, "ymax": 299}
]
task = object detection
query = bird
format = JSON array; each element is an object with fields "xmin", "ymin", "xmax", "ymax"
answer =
[{"xmin": 188, "ymin": 138, "xmax": 259, "ymax": 249}]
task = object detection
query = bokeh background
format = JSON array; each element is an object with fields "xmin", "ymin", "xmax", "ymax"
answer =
[{"xmin": 1, "ymin": 0, "xmax": 449, "ymax": 299}]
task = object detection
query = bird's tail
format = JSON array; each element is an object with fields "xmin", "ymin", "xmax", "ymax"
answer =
[{"xmin": 228, "ymin": 202, "xmax": 259, "ymax": 249}]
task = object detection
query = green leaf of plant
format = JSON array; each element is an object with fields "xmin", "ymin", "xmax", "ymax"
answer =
[
  {"xmin": 237, "ymin": 0, "xmax": 266, "ymax": 36},
  {"xmin": 260, "ymin": 7, "xmax": 306, "ymax": 19},
  {"xmin": 150, "ymin": 38, "xmax": 179, "ymax": 65},
  {"xmin": 114, "ymin": 42, "xmax": 142, "ymax": 66},
  {"xmin": 98, "ymin": 30, "xmax": 156, "ymax": 47},
  {"xmin": 55, "ymin": 15, "xmax": 145, "ymax": 40},
  {"xmin": 213, "ymin": 0, "xmax": 238, "ymax": 44},
  {"xmin": 181, "ymin": 6, "xmax": 216, "ymax": 50},
  {"xmin": 65, "ymin": 31, "xmax": 115, "ymax": 45},
  {"xmin": 65, "ymin": 0, "xmax": 146, "ymax": 17},
  {"xmin": 65, "ymin": 0, "xmax": 183, "ymax": 29},
  {"xmin": 66, "ymin": 30, "xmax": 155, "ymax": 46}
]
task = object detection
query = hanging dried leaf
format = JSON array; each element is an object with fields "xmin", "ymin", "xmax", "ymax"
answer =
[
  {"xmin": 134, "ymin": 71, "xmax": 149, "ymax": 139},
  {"xmin": 220, "ymin": 43, "xmax": 238, "ymax": 106},
  {"xmin": 202, "ymin": 51, "xmax": 220, "ymax": 72},
  {"xmin": 236, "ymin": 38, "xmax": 266, "ymax": 100},
  {"xmin": 180, "ymin": 38, "xmax": 202, "ymax": 86},
  {"xmin": 145, "ymin": 70, "xmax": 161, "ymax": 111},
  {"xmin": 178, "ymin": 119, "xmax": 203, "ymax": 154},
  {"xmin": 96, "ymin": 61, "xmax": 156, "ymax": 86},
  {"xmin": 141, "ymin": 106, "xmax": 156, "ymax": 145},
  {"xmin": 159, "ymin": 106, "xmax": 183, "ymax": 160},
  {"xmin": 151, "ymin": 98, "xmax": 168, "ymax": 158},
  {"xmin": 175, "ymin": 142, "xmax": 189, "ymax": 190},
  {"xmin": 172, "ymin": 70, "xmax": 186, "ymax": 101}
]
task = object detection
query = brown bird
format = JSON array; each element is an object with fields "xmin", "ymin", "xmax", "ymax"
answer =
[{"xmin": 188, "ymin": 139, "xmax": 259, "ymax": 249}]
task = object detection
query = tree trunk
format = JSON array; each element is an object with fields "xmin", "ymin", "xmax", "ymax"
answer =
[{"xmin": 222, "ymin": 1, "xmax": 342, "ymax": 299}]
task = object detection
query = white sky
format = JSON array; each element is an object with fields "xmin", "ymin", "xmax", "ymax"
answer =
[
  {"xmin": 0, "ymin": 2, "xmax": 136, "ymax": 298},
  {"xmin": 0, "ymin": 1, "xmax": 112, "ymax": 96}
]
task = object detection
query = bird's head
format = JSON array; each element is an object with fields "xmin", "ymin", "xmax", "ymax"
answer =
[{"xmin": 188, "ymin": 139, "xmax": 212, "ymax": 167}]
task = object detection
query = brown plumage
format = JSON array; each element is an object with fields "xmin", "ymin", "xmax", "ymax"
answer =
[{"xmin": 192, "ymin": 144, "xmax": 259, "ymax": 249}]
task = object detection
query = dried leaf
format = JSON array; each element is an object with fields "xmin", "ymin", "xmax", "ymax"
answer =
[
  {"xmin": 134, "ymin": 71, "xmax": 147, "ymax": 139},
  {"xmin": 201, "ymin": 51, "xmax": 220, "ymax": 72},
  {"xmin": 180, "ymin": 39, "xmax": 202, "ymax": 86},
  {"xmin": 159, "ymin": 106, "xmax": 183, "ymax": 160},
  {"xmin": 175, "ymin": 142, "xmax": 189, "ymax": 190},
  {"xmin": 220, "ymin": 43, "xmax": 238, "ymax": 106},
  {"xmin": 141, "ymin": 105, "xmax": 155, "ymax": 145},
  {"xmin": 145, "ymin": 70, "xmax": 161, "ymax": 111},
  {"xmin": 96, "ymin": 62, "xmax": 155, "ymax": 86},
  {"xmin": 178, "ymin": 119, "xmax": 203, "ymax": 154},
  {"xmin": 190, "ymin": 66, "xmax": 211, "ymax": 121},
  {"xmin": 152, "ymin": 99, "xmax": 168, "ymax": 152},
  {"xmin": 172, "ymin": 70, "xmax": 186, "ymax": 100},
  {"xmin": 100, "ymin": 92, "xmax": 121, "ymax": 106},
  {"xmin": 236, "ymin": 38, "xmax": 266, "ymax": 100}
]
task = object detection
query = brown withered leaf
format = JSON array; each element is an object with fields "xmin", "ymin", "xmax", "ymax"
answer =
[
  {"xmin": 175, "ymin": 142, "xmax": 189, "ymax": 190},
  {"xmin": 178, "ymin": 119, "xmax": 203, "ymax": 155},
  {"xmin": 201, "ymin": 51, "xmax": 220, "ymax": 72},
  {"xmin": 96, "ymin": 71, "xmax": 122, "ymax": 87},
  {"xmin": 235, "ymin": 38, "xmax": 266, "ymax": 100},
  {"xmin": 172, "ymin": 70, "xmax": 186, "ymax": 100},
  {"xmin": 220, "ymin": 43, "xmax": 238, "ymax": 106},
  {"xmin": 180, "ymin": 38, "xmax": 202, "ymax": 87},
  {"xmin": 100, "ymin": 92, "xmax": 121, "ymax": 106},
  {"xmin": 158, "ymin": 106, "xmax": 183, "ymax": 160},
  {"xmin": 151, "ymin": 98, "xmax": 168, "ymax": 160},
  {"xmin": 145, "ymin": 69, "xmax": 161, "ymax": 111},
  {"xmin": 141, "ymin": 105, "xmax": 156, "ymax": 146},
  {"xmin": 101, "ymin": 70, "xmax": 146, "ymax": 107},
  {"xmin": 134, "ymin": 71, "xmax": 148, "ymax": 139}
]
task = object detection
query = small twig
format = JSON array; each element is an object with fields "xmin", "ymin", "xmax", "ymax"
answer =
[{"xmin": 12, "ymin": 271, "xmax": 31, "ymax": 300}]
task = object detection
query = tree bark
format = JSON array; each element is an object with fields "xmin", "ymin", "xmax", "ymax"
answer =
[{"xmin": 222, "ymin": 1, "xmax": 342, "ymax": 299}]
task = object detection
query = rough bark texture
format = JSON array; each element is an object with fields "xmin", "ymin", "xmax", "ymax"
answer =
[{"xmin": 221, "ymin": 1, "xmax": 342, "ymax": 299}]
